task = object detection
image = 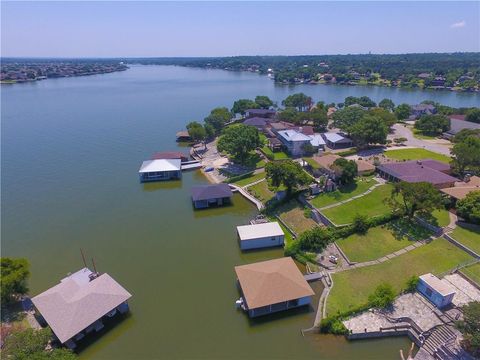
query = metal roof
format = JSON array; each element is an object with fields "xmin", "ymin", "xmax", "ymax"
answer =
[
  {"xmin": 32, "ymin": 268, "xmax": 131, "ymax": 343},
  {"xmin": 309, "ymin": 134, "xmax": 326, "ymax": 147},
  {"xmin": 139, "ymin": 159, "xmax": 181, "ymax": 173},
  {"xmin": 322, "ymin": 132, "xmax": 350, "ymax": 143},
  {"xmin": 237, "ymin": 222, "xmax": 284, "ymax": 241},
  {"xmin": 278, "ymin": 130, "xmax": 311, "ymax": 142},
  {"xmin": 191, "ymin": 183, "xmax": 233, "ymax": 201}
]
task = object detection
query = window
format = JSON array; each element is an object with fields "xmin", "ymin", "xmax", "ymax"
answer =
[{"xmin": 425, "ymin": 287, "xmax": 433, "ymax": 297}]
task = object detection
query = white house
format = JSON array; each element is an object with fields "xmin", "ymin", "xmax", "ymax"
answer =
[
  {"xmin": 322, "ymin": 132, "xmax": 353, "ymax": 149},
  {"xmin": 277, "ymin": 129, "xmax": 312, "ymax": 157},
  {"xmin": 236, "ymin": 222, "xmax": 284, "ymax": 250},
  {"xmin": 417, "ymin": 273, "xmax": 456, "ymax": 309},
  {"xmin": 235, "ymin": 257, "xmax": 314, "ymax": 318},
  {"xmin": 139, "ymin": 159, "xmax": 182, "ymax": 182}
]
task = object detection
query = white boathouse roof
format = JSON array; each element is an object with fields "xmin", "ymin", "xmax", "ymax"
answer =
[
  {"xmin": 139, "ymin": 159, "xmax": 181, "ymax": 173},
  {"xmin": 237, "ymin": 222, "xmax": 284, "ymax": 241}
]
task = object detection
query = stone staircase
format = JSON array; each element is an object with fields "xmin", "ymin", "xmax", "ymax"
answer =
[{"xmin": 422, "ymin": 325, "xmax": 457, "ymax": 358}]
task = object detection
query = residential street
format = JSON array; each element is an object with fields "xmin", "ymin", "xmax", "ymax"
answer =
[{"xmin": 389, "ymin": 123, "xmax": 452, "ymax": 156}]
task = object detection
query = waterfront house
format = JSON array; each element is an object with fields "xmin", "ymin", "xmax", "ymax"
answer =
[
  {"xmin": 308, "ymin": 134, "xmax": 326, "ymax": 151},
  {"xmin": 417, "ymin": 273, "xmax": 455, "ymax": 309},
  {"xmin": 410, "ymin": 104, "xmax": 437, "ymax": 119},
  {"xmin": 234, "ymin": 257, "xmax": 314, "ymax": 317},
  {"xmin": 243, "ymin": 117, "xmax": 269, "ymax": 130},
  {"xmin": 377, "ymin": 160, "xmax": 458, "ymax": 189},
  {"xmin": 236, "ymin": 222, "xmax": 284, "ymax": 250},
  {"xmin": 152, "ymin": 151, "xmax": 189, "ymax": 163},
  {"xmin": 277, "ymin": 129, "xmax": 312, "ymax": 157},
  {"xmin": 191, "ymin": 183, "xmax": 233, "ymax": 209},
  {"xmin": 322, "ymin": 132, "xmax": 353, "ymax": 149},
  {"xmin": 139, "ymin": 159, "xmax": 182, "ymax": 182},
  {"xmin": 442, "ymin": 115, "xmax": 480, "ymax": 139},
  {"xmin": 269, "ymin": 121, "xmax": 295, "ymax": 135},
  {"xmin": 312, "ymin": 154, "xmax": 342, "ymax": 178},
  {"xmin": 440, "ymin": 176, "xmax": 480, "ymax": 201},
  {"xmin": 356, "ymin": 159, "xmax": 376, "ymax": 175},
  {"xmin": 245, "ymin": 108, "xmax": 276, "ymax": 119},
  {"xmin": 268, "ymin": 137, "xmax": 283, "ymax": 152},
  {"xmin": 31, "ymin": 268, "xmax": 131, "ymax": 349}
]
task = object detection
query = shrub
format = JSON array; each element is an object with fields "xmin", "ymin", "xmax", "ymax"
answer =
[
  {"xmin": 224, "ymin": 171, "xmax": 254, "ymax": 183},
  {"xmin": 456, "ymin": 191, "xmax": 480, "ymax": 225},
  {"xmin": 298, "ymin": 227, "xmax": 335, "ymax": 253},
  {"xmin": 320, "ymin": 317, "xmax": 349, "ymax": 335},
  {"xmin": 303, "ymin": 207, "xmax": 312, "ymax": 219},
  {"xmin": 1, "ymin": 258, "xmax": 30, "ymax": 304},
  {"xmin": 368, "ymin": 283, "xmax": 395, "ymax": 308},
  {"xmin": 353, "ymin": 214, "xmax": 369, "ymax": 234},
  {"xmin": 456, "ymin": 301, "xmax": 480, "ymax": 357},
  {"xmin": 406, "ymin": 275, "xmax": 419, "ymax": 293}
]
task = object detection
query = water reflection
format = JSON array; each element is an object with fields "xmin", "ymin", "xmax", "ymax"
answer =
[{"xmin": 141, "ymin": 179, "xmax": 182, "ymax": 192}]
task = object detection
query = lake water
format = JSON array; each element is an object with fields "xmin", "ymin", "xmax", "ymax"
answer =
[{"xmin": 2, "ymin": 65, "xmax": 478, "ymax": 359}]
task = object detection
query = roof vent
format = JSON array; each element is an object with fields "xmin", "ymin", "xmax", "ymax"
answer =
[{"xmin": 417, "ymin": 160, "xmax": 422, "ymax": 165}]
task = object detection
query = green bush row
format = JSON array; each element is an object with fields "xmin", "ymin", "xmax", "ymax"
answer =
[
  {"xmin": 224, "ymin": 171, "xmax": 255, "ymax": 183},
  {"xmin": 337, "ymin": 148, "xmax": 358, "ymax": 157}
]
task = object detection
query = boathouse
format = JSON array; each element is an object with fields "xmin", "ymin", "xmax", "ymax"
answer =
[
  {"xmin": 191, "ymin": 183, "xmax": 233, "ymax": 209},
  {"xmin": 152, "ymin": 151, "xmax": 189, "ymax": 163},
  {"xmin": 31, "ymin": 268, "xmax": 131, "ymax": 349},
  {"xmin": 139, "ymin": 159, "xmax": 182, "ymax": 182},
  {"xmin": 235, "ymin": 257, "xmax": 314, "ymax": 317},
  {"xmin": 236, "ymin": 222, "xmax": 284, "ymax": 250},
  {"xmin": 417, "ymin": 273, "xmax": 456, "ymax": 309}
]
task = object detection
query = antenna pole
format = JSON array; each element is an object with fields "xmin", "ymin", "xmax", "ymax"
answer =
[
  {"xmin": 91, "ymin": 258, "xmax": 98, "ymax": 274},
  {"xmin": 80, "ymin": 248, "xmax": 87, "ymax": 268}
]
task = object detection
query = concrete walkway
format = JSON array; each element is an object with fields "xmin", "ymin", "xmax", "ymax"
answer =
[
  {"xmin": 243, "ymin": 177, "xmax": 266, "ymax": 189},
  {"xmin": 229, "ymin": 184, "xmax": 264, "ymax": 211},
  {"xmin": 444, "ymin": 212, "xmax": 458, "ymax": 233}
]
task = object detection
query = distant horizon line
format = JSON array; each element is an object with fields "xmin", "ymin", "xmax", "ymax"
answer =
[{"xmin": 2, "ymin": 51, "xmax": 480, "ymax": 60}]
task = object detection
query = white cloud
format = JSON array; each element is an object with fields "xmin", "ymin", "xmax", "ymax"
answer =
[{"xmin": 450, "ymin": 21, "xmax": 466, "ymax": 29}]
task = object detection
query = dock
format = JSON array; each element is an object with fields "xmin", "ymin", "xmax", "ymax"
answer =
[
  {"xmin": 303, "ymin": 272, "xmax": 324, "ymax": 282},
  {"xmin": 181, "ymin": 160, "xmax": 202, "ymax": 171}
]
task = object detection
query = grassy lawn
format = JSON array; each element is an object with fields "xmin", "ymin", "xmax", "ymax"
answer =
[
  {"xmin": 276, "ymin": 200, "xmax": 318, "ymax": 234},
  {"xmin": 247, "ymin": 180, "xmax": 275, "ymax": 203},
  {"xmin": 327, "ymin": 237, "xmax": 473, "ymax": 315},
  {"xmin": 261, "ymin": 145, "xmax": 289, "ymax": 160},
  {"xmin": 322, "ymin": 184, "xmax": 394, "ymax": 225},
  {"xmin": 461, "ymin": 263, "xmax": 480, "ymax": 286},
  {"xmin": 336, "ymin": 225, "xmax": 415, "ymax": 263},
  {"xmin": 450, "ymin": 224, "xmax": 480, "ymax": 255},
  {"xmin": 390, "ymin": 218, "xmax": 434, "ymax": 240},
  {"xmin": 231, "ymin": 172, "xmax": 265, "ymax": 187},
  {"xmin": 412, "ymin": 128, "xmax": 438, "ymax": 140},
  {"xmin": 310, "ymin": 177, "xmax": 376, "ymax": 209},
  {"xmin": 419, "ymin": 209, "xmax": 451, "ymax": 228},
  {"xmin": 385, "ymin": 148, "xmax": 451, "ymax": 164}
]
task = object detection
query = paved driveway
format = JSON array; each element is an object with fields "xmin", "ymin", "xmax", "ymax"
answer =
[{"xmin": 389, "ymin": 124, "xmax": 452, "ymax": 156}]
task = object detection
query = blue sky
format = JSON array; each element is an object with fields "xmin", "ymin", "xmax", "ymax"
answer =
[{"xmin": 1, "ymin": 1, "xmax": 479, "ymax": 57}]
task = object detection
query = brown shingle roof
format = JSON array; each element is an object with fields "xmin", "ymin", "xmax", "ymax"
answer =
[
  {"xmin": 312, "ymin": 154, "xmax": 341, "ymax": 170},
  {"xmin": 234, "ymin": 257, "xmax": 314, "ymax": 309},
  {"xmin": 355, "ymin": 159, "xmax": 375, "ymax": 172},
  {"xmin": 440, "ymin": 176, "xmax": 480, "ymax": 200}
]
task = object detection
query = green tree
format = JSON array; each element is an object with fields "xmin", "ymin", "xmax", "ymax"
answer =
[
  {"xmin": 186, "ymin": 121, "xmax": 206, "ymax": 143},
  {"xmin": 349, "ymin": 115, "xmax": 388, "ymax": 148},
  {"xmin": 344, "ymin": 96, "xmax": 376, "ymax": 108},
  {"xmin": 204, "ymin": 107, "xmax": 231, "ymax": 134},
  {"xmin": 352, "ymin": 214, "xmax": 369, "ymax": 234},
  {"xmin": 451, "ymin": 136, "xmax": 480, "ymax": 175},
  {"xmin": 277, "ymin": 107, "xmax": 298, "ymax": 122},
  {"xmin": 282, "ymin": 93, "xmax": 312, "ymax": 111},
  {"xmin": 204, "ymin": 123, "xmax": 215, "ymax": 139},
  {"xmin": 414, "ymin": 114, "xmax": 450, "ymax": 135},
  {"xmin": 298, "ymin": 226, "xmax": 334, "ymax": 253},
  {"xmin": 310, "ymin": 107, "xmax": 328, "ymax": 131},
  {"xmin": 395, "ymin": 103, "xmax": 411, "ymax": 120},
  {"xmin": 254, "ymin": 95, "xmax": 274, "ymax": 109},
  {"xmin": 1, "ymin": 257, "xmax": 29, "ymax": 304},
  {"xmin": 265, "ymin": 160, "xmax": 310, "ymax": 195},
  {"xmin": 368, "ymin": 283, "xmax": 395, "ymax": 308},
  {"xmin": 217, "ymin": 124, "xmax": 260, "ymax": 164},
  {"xmin": 231, "ymin": 99, "xmax": 258, "ymax": 115},
  {"xmin": 368, "ymin": 108, "xmax": 397, "ymax": 127},
  {"xmin": 379, "ymin": 98, "xmax": 395, "ymax": 111},
  {"xmin": 456, "ymin": 191, "xmax": 480, "ymax": 225},
  {"xmin": 332, "ymin": 106, "xmax": 366, "ymax": 133},
  {"xmin": 456, "ymin": 301, "xmax": 480, "ymax": 357},
  {"xmin": 466, "ymin": 108, "xmax": 480, "ymax": 124},
  {"xmin": 453, "ymin": 129, "xmax": 480, "ymax": 143},
  {"xmin": 389, "ymin": 182, "xmax": 444, "ymax": 218},
  {"xmin": 332, "ymin": 158, "xmax": 358, "ymax": 185}
]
